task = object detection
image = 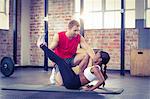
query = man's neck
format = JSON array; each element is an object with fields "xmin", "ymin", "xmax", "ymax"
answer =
[{"xmin": 66, "ymin": 31, "xmax": 74, "ymax": 39}]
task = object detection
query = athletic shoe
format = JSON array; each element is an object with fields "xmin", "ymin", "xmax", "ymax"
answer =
[
  {"xmin": 37, "ymin": 34, "xmax": 46, "ymax": 48},
  {"xmin": 49, "ymin": 68, "xmax": 56, "ymax": 85},
  {"xmin": 49, "ymin": 76, "xmax": 56, "ymax": 85}
]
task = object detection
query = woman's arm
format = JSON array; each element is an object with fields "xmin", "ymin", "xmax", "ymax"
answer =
[{"xmin": 84, "ymin": 66, "xmax": 105, "ymax": 91}]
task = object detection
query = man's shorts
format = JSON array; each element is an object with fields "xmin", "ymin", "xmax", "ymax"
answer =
[
  {"xmin": 64, "ymin": 57, "xmax": 76, "ymax": 68},
  {"xmin": 54, "ymin": 56, "xmax": 76, "ymax": 72}
]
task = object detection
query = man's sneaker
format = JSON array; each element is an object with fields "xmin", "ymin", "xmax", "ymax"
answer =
[{"xmin": 37, "ymin": 34, "xmax": 46, "ymax": 48}]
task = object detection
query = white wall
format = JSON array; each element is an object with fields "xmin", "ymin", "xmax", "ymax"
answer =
[{"xmin": 21, "ymin": 0, "xmax": 30, "ymax": 65}]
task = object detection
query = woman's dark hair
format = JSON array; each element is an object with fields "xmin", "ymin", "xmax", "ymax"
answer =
[
  {"xmin": 100, "ymin": 51, "xmax": 110, "ymax": 65},
  {"xmin": 99, "ymin": 51, "xmax": 110, "ymax": 86}
]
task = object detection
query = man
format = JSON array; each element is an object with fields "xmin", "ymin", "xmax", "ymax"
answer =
[{"xmin": 48, "ymin": 20, "xmax": 95, "ymax": 84}]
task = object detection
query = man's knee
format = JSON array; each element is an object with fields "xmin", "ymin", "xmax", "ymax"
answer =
[
  {"xmin": 73, "ymin": 54, "xmax": 85, "ymax": 65},
  {"xmin": 73, "ymin": 52, "xmax": 89, "ymax": 66}
]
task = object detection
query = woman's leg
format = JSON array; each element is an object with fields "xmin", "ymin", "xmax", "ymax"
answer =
[{"xmin": 40, "ymin": 45, "xmax": 81, "ymax": 89}]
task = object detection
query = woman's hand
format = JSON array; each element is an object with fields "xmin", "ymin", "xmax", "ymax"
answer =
[
  {"xmin": 82, "ymin": 86, "xmax": 93, "ymax": 91},
  {"xmin": 50, "ymin": 61, "xmax": 55, "ymax": 67}
]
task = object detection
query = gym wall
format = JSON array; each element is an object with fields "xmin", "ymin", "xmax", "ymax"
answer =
[
  {"xmin": 0, "ymin": 0, "xmax": 139, "ymax": 70},
  {"xmin": 0, "ymin": 0, "xmax": 21, "ymax": 65}
]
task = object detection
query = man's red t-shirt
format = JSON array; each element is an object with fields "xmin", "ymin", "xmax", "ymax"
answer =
[{"xmin": 54, "ymin": 31, "xmax": 81, "ymax": 59}]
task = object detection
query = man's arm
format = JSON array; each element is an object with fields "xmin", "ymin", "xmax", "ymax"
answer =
[
  {"xmin": 48, "ymin": 33, "xmax": 59, "ymax": 67},
  {"xmin": 49, "ymin": 33, "xmax": 59, "ymax": 50},
  {"xmin": 80, "ymin": 35, "xmax": 95, "ymax": 59}
]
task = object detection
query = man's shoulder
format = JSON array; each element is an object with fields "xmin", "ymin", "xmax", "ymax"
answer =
[
  {"xmin": 58, "ymin": 31, "xmax": 66, "ymax": 34},
  {"xmin": 57, "ymin": 31, "xmax": 66, "ymax": 38}
]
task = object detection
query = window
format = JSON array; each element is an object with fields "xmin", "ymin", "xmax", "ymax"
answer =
[
  {"xmin": 104, "ymin": 0, "xmax": 121, "ymax": 28},
  {"xmin": 74, "ymin": 0, "xmax": 135, "ymax": 29},
  {"xmin": 83, "ymin": 0, "xmax": 102, "ymax": 29},
  {"xmin": 0, "ymin": 0, "xmax": 9, "ymax": 29},
  {"xmin": 125, "ymin": 0, "xmax": 135, "ymax": 28},
  {"xmin": 74, "ymin": 0, "xmax": 80, "ymax": 24},
  {"xmin": 104, "ymin": 11, "xmax": 121, "ymax": 28},
  {"xmin": 105, "ymin": 0, "xmax": 121, "ymax": 10},
  {"xmin": 0, "ymin": 0, "xmax": 5, "ymax": 12},
  {"xmin": 146, "ymin": 0, "xmax": 150, "ymax": 27},
  {"xmin": 84, "ymin": 12, "xmax": 103, "ymax": 29},
  {"xmin": 74, "ymin": 0, "xmax": 102, "ymax": 29}
]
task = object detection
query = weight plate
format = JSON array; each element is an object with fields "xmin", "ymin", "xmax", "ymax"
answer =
[{"xmin": 1, "ymin": 57, "xmax": 15, "ymax": 77}]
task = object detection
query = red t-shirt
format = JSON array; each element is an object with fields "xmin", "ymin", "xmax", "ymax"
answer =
[{"xmin": 54, "ymin": 31, "xmax": 81, "ymax": 59}]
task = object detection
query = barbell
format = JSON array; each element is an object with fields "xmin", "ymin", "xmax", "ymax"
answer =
[{"xmin": 0, "ymin": 57, "xmax": 15, "ymax": 77}]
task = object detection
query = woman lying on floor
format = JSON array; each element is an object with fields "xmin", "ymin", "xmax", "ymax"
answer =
[{"xmin": 37, "ymin": 35, "xmax": 110, "ymax": 91}]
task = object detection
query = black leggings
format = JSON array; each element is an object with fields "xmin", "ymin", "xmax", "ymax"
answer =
[{"xmin": 41, "ymin": 45, "xmax": 81, "ymax": 89}]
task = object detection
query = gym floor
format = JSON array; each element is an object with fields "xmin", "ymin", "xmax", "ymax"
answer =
[{"xmin": 0, "ymin": 67, "xmax": 150, "ymax": 99}]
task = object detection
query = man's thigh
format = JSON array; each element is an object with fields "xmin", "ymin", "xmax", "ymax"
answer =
[{"xmin": 73, "ymin": 53, "xmax": 87, "ymax": 66}]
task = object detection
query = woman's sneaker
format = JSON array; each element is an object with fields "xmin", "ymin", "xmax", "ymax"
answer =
[
  {"xmin": 49, "ymin": 68, "xmax": 56, "ymax": 85},
  {"xmin": 37, "ymin": 34, "xmax": 46, "ymax": 48}
]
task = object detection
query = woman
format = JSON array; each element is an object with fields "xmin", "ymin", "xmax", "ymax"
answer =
[{"xmin": 37, "ymin": 35, "xmax": 110, "ymax": 91}]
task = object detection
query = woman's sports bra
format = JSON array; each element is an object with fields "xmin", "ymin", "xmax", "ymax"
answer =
[{"xmin": 83, "ymin": 65, "xmax": 101, "ymax": 81}]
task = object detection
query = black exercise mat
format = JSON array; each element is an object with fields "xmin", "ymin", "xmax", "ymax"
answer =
[{"xmin": 1, "ymin": 84, "xmax": 124, "ymax": 94}]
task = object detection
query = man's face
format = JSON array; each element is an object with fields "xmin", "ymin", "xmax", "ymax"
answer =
[{"xmin": 69, "ymin": 25, "xmax": 80, "ymax": 37}]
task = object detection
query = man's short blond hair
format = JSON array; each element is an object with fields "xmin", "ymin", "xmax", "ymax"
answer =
[{"xmin": 68, "ymin": 20, "xmax": 79, "ymax": 29}]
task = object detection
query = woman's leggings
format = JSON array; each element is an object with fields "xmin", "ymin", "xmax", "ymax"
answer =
[{"xmin": 41, "ymin": 45, "xmax": 81, "ymax": 89}]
